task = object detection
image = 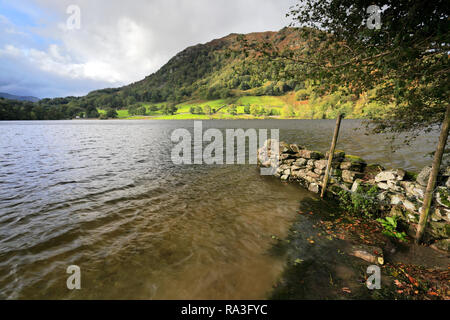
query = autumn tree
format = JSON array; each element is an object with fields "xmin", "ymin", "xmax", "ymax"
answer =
[{"xmin": 241, "ymin": 0, "xmax": 449, "ymax": 242}]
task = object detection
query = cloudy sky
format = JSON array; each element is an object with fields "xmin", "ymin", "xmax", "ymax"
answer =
[{"xmin": 0, "ymin": 0, "xmax": 296, "ymax": 98}]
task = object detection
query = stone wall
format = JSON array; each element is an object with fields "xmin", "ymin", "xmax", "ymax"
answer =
[{"xmin": 258, "ymin": 139, "xmax": 450, "ymax": 250}]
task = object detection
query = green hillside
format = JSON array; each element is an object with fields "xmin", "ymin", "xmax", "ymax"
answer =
[{"xmin": 0, "ymin": 28, "xmax": 391, "ymax": 120}]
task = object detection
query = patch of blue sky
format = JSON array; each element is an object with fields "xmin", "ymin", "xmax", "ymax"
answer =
[{"xmin": 0, "ymin": 0, "xmax": 62, "ymax": 50}]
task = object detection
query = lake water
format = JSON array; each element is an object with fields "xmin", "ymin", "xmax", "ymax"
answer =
[{"xmin": 0, "ymin": 120, "xmax": 440, "ymax": 299}]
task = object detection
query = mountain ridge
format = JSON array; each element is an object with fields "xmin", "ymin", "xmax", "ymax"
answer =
[
  {"xmin": 0, "ymin": 92, "xmax": 40, "ymax": 102},
  {"xmin": 87, "ymin": 27, "xmax": 304, "ymax": 104}
]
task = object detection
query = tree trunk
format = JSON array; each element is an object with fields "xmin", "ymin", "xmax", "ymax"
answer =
[
  {"xmin": 415, "ymin": 105, "xmax": 450, "ymax": 243},
  {"xmin": 321, "ymin": 113, "xmax": 343, "ymax": 198}
]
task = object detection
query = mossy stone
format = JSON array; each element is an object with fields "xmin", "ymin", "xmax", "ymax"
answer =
[{"xmin": 345, "ymin": 155, "xmax": 366, "ymax": 164}]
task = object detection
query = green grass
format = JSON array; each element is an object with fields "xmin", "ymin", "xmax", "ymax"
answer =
[
  {"xmin": 175, "ymin": 99, "xmax": 230, "ymax": 112},
  {"xmin": 99, "ymin": 93, "xmax": 386, "ymax": 120},
  {"xmin": 98, "ymin": 109, "xmax": 130, "ymax": 119},
  {"xmin": 152, "ymin": 114, "xmax": 211, "ymax": 120},
  {"xmin": 236, "ymin": 96, "xmax": 287, "ymax": 108}
]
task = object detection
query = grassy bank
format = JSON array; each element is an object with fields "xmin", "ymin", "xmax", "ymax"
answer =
[{"xmin": 97, "ymin": 92, "xmax": 391, "ymax": 120}]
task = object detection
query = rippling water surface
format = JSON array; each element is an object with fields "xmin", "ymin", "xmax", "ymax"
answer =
[{"xmin": 0, "ymin": 120, "xmax": 439, "ymax": 299}]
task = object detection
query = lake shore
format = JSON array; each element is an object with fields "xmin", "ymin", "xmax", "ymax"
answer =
[
  {"xmin": 269, "ymin": 197, "xmax": 449, "ymax": 300},
  {"xmin": 257, "ymin": 141, "xmax": 450, "ymax": 300}
]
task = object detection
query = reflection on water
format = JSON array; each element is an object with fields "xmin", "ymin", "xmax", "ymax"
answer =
[{"xmin": 0, "ymin": 120, "xmax": 439, "ymax": 299}]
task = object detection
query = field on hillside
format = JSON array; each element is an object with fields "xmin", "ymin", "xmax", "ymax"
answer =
[{"xmin": 97, "ymin": 93, "xmax": 390, "ymax": 120}]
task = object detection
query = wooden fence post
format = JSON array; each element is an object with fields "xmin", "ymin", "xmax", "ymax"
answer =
[
  {"xmin": 321, "ymin": 113, "xmax": 343, "ymax": 198},
  {"xmin": 416, "ymin": 105, "xmax": 450, "ymax": 243}
]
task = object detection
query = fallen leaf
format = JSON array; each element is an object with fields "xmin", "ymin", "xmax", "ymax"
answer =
[
  {"xmin": 394, "ymin": 280, "xmax": 403, "ymax": 287},
  {"xmin": 342, "ymin": 287, "xmax": 351, "ymax": 294}
]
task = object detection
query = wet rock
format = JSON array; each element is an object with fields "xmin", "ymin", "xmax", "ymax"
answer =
[
  {"xmin": 442, "ymin": 208, "xmax": 450, "ymax": 223},
  {"xmin": 294, "ymin": 169, "xmax": 308, "ymax": 179},
  {"xmin": 431, "ymin": 207, "xmax": 447, "ymax": 222},
  {"xmin": 402, "ymin": 199, "xmax": 417, "ymax": 212},
  {"xmin": 375, "ymin": 171, "xmax": 396, "ymax": 182},
  {"xmin": 275, "ymin": 167, "xmax": 283, "ymax": 177},
  {"xmin": 375, "ymin": 169, "xmax": 406, "ymax": 183},
  {"xmin": 400, "ymin": 181, "xmax": 425, "ymax": 199},
  {"xmin": 314, "ymin": 159, "xmax": 328, "ymax": 170},
  {"xmin": 314, "ymin": 168, "xmax": 325, "ymax": 175},
  {"xmin": 308, "ymin": 183, "xmax": 320, "ymax": 193},
  {"xmin": 417, "ymin": 166, "xmax": 432, "ymax": 186},
  {"xmin": 294, "ymin": 158, "xmax": 307, "ymax": 167},
  {"xmin": 304, "ymin": 175, "xmax": 318, "ymax": 184},
  {"xmin": 377, "ymin": 182, "xmax": 389, "ymax": 190},
  {"xmin": 306, "ymin": 159, "xmax": 316, "ymax": 167},
  {"xmin": 393, "ymin": 169, "xmax": 406, "ymax": 181},
  {"xmin": 390, "ymin": 194, "xmax": 405, "ymax": 205},
  {"xmin": 325, "ymin": 150, "xmax": 346, "ymax": 161},
  {"xmin": 342, "ymin": 170, "xmax": 363, "ymax": 183},
  {"xmin": 279, "ymin": 142, "xmax": 290, "ymax": 153},
  {"xmin": 387, "ymin": 180, "xmax": 403, "ymax": 193},
  {"xmin": 351, "ymin": 179, "xmax": 363, "ymax": 193},
  {"xmin": 307, "ymin": 171, "xmax": 321, "ymax": 179},
  {"xmin": 349, "ymin": 245, "xmax": 384, "ymax": 265},
  {"xmin": 283, "ymin": 159, "xmax": 295, "ymax": 165},
  {"xmin": 298, "ymin": 150, "xmax": 323, "ymax": 159},
  {"xmin": 289, "ymin": 144, "xmax": 303, "ymax": 153},
  {"xmin": 280, "ymin": 153, "xmax": 296, "ymax": 161},
  {"xmin": 340, "ymin": 161, "xmax": 364, "ymax": 172},
  {"xmin": 281, "ymin": 174, "xmax": 289, "ymax": 181}
]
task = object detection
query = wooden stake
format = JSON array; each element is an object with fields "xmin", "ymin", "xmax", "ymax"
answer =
[
  {"xmin": 321, "ymin": 113, "xmax": 343, "ymax": 198},
  {"xmin": 416, "ymin": 105, "xmax": 450, "ymax": 243}
]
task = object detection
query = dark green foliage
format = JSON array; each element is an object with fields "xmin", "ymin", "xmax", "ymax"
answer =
[
  {"xmin": 228, "ymin": 105, "xmax": 237, "ymax": 115},
  {"xmin": 376, "ymin": 216, "xmax": 408, "ymax": 242},
  {"xmin": 106, "ymin": 108, "xmax": 118, "ymax": 118},
  {"xmin": 161, "ymin": 103, "xmax": 178, "ymax": 115},
  {"xmin": 0, "ymin": 96, "xmax": 99, "ymax": 120},
  {"xmin": 281, "ymin": 0, "xmax": 449, "ymax": 134},
  {"xmin": 194, "ymin": 106, "xmax": 203, "ymax": 114},
  {"xmin": 128, "ymin": 104, "xmax": 147, "ymax": 116},
  {"xmin": 203, "ymin": 105, "xmax": 212, "ymax": 115},
  {"xmin": 337, "ymin": 185, "xmax": 380, "ymax": 219}
]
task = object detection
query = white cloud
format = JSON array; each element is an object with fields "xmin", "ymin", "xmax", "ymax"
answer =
[{"xmin": 0, "ymin": 0, "xmax": 297, "ymax": 97}]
